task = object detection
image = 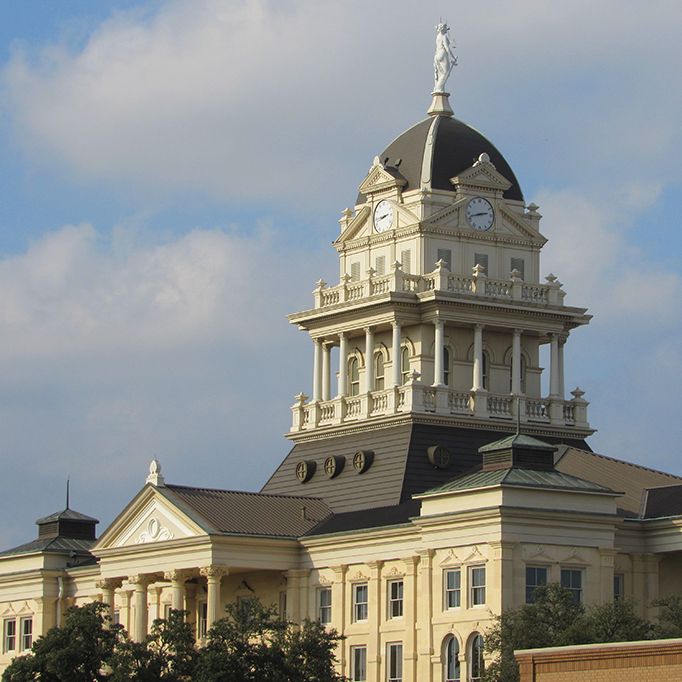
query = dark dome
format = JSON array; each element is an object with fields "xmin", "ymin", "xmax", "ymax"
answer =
[{"xmin": 359, "ymin": 115, "xmax": 523, "ymax": 204}]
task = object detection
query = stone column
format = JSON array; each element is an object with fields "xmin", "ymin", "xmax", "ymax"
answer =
[
  {"xmin": 200, "ymin": 566, "xmax": 228, "ymax": 632},
  {"xmin": 129, "ymin": 575, "xmax": 150, "ymax": 642},
  {"xmin": 322, "ymin": 342, "xmax": 331, "ymax": 401},
  {"xmin": 164, "ymin": 570, "xmax": 189, "ymax": 613},
  {"xmin": 312, "ymin": 338, "xmax": 323, "ymax": 401},
  {"xmin": 338, "ymin": 332, "xmax": 348, "ymax": 397},
  {"xmin": 120, "ymin": 588, "xmax": 132, "ymax": 633},
  {"xmin": 511, "ymin": 329, "xmax": 522, "ymax": 395},
  {"xmin": 415, "ymin": 549, "xmax": 434, "ymax": 680},
  {"xmin": 367, "ymin": 560, "xmax": 384, "ymax": 682},
  {"xmin": 599, "ymin": 549, "xmax": 616, "ymax": 603},
  {"xmin": 331, "ymin": 565, "xmax": 348, "ymax": 674},
  {"xmin": 433, "ymin": 318, "xmax": 444, "ymax": 387},
  {"xmin": 364, "ymin": 327, "xmax": 375, "ymax": 393},
  {"xmin": 472, "ymin": 324, "xmax": 484, "ymax": 390},
  {"xmin": 285, "ymin": 569, "xmax": 310, "ymax": 623},
  {"xmin": 148, "ymin": 585, "xmax": 162, "ymax": 624},
  {"xmin": 391, "ymin": 321, "xmax": 402, "ymax": 387},
  {"xmin": 549, "ymin": 333, "xmax": 560, "ymax": 397},
  {"xmin": 96, "ymin": 578, "xmax": 120, "ymax": 623},
  {"xmin": 402, "ymin": 556, "xmax": 419, "ymax": 682}
]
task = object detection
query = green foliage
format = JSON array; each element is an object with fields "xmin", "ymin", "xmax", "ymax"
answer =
[
  {"xmin": 2, "ymin": 601, "xmax": 122, "ymax": 682},
  {"xmin": 3, "ymin": 599, "xmax": 343, "ymax": 682},
  {"xmin": 652, "ymin": 594, "xmax": 682, "ymax": 638},
  {"xmin": 483, "ymin": 585, "xmax": 656, "ymax": 682}
]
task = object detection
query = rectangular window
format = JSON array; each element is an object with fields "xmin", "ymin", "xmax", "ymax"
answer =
[
  {"xmin": 20, "ymin": 617, "xmax": 32, "ymax": 651},
  {"xmin": 375, "ymin": 255, "xmax": 386, "ymax": 275},
  {"xmin": 614, "ymin": 574, "xmax": 624, "ymax": 601},
  {"xmin": 400, "ymin": 249, "xmax": 411, "ymax": 274},
  {"xmin": 3, "ymin": 619, "xmax": 16, "ymax": 653},
  {"xmin": 353, "ymin": 583, "xmax": 368, "ymax": 622},
  {"xmin": 163, "ymin": 604, "xmax": 172, "ymax": 620},
  {"xmin": 473, "ymin": 253, "xmax": 488, "ymax": 275},
  {"xmin": 387, "ymin": 642, "xmax": 403, "ymax": 682},
  {"xmin": 113, "ymin": 610, "xmax": 121, "ymax": 625},
  {"xmin": 279, "ymin": 591, "xmax": 287, "ymax": 621},
  {"xmin": 437, "ymin": 248, "xmax": 452, "ymax": 271},
  {"xmin": 470, "ymin": 566, "xmax": 486, "ymax": 606},
  {"xmin": 510, "ymin": 257, "xmax": 525, "ymax": 280},
  {"xmin": 318, "ymin": 587, "xmax": 332, "ymax": 624},
  {"xmin": 350, "ymin": 262, "xmax": 361, "ymax": 282},
  {"xmin": 198, "ymin": 603, "xmax": 208, "ymax": 638},
  {"xmin": 561, "ymin": 568, "xmax": 583, "ymax": 604},
  {"xmin": 350, "ymin": 645, "xmax": 367, "ymax": 681},
  {"xmin": 444, "ymin": 569, "xmax": 461, "ymax": 609},
  {"xmin": 525, "ymin": 566, "xmax": 548, "ymax": 603},
  {"xmin": 388, "ymin": 580, "xmax": 404, "ymax": 619}
]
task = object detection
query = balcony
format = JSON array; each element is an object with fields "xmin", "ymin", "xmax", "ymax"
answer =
[
  {"xmin": 290, "ymin": 379, "xmax": 589, "ymax": 433},
  {"xmin": 313, "ymin": 261, "xmax": 566, "ymax": 310}
]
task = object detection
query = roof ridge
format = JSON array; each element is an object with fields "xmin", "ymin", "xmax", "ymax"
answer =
[{"xmin": 166, "ymin": 484, "xmax": 325, "ymax": 502}]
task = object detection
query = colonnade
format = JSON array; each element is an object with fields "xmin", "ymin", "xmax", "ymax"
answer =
[
  {"xmin": 96, "ymin": 565, "xmax": 229, "ymax": 642},
  {"xmin": 310, "ymin": 321, "xmax": 566, "ymax": 400}
]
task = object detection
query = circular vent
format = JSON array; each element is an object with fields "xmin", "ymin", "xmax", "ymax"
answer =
[{"xmin": 427, "ymin": 445, "xmax": 452, "ymax": 470}]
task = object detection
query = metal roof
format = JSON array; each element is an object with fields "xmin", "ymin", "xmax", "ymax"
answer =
[
  {"xmin": 164, "ymin": 485, "xmax": 331, "ymax": 538},
  {"xmin": 641, "ymin": 484, "xmax": 682, "ymax": 518},
  {"xmin": 479, "ymin": 433, "xmax": 556, "ymax": 453},
  {"xmin": 36, "ymin": 508, "xmax": 99, "ymax": 525},
  {"xmin": 420, "ymin": 466, "xmax": 616, "ymax": 497},
  {"xmin": 0, "ymin": 536, "xmax": 96, "ymax": 558}
]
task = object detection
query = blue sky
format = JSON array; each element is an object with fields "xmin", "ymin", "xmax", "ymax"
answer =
[{"xmin": 0, "ymin": 0, "xmax": 681, "ymax": 550}]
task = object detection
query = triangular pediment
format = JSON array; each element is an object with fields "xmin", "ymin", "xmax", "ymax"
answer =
[
  {"xmin": 358, "ymin": 157, "xmax": 407, "ymax": 198},
  {"xmin": 335, "ymin": 202, "xmax": 419, "ymax": 245},
  {"xmin": 94, "ymin": 486, "xmax": 208, "ymax": 551},
  {"xmin": 451, "ymin": 160, "xmax": 513, "ymax": 192}
]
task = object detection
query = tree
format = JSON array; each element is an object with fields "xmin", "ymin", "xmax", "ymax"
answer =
[
  {"xmin": 652, "ymin": 594, "xmax": 682, "ymax": 638},
  {"xmin": 2, "ymin": 601, "xmax": 121, "ymax": 682},
  {"xmin": 583, "ymin": 598, "xmax": 652, "ymax": 643}
]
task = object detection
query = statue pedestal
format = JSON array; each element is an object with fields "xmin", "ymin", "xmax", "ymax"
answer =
[{"xmin": 427, "ymin": 91, "xmax": 454, "ymax": 117}]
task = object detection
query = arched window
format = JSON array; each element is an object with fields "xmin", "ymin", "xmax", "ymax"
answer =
[
  {"xmin": 444, "ymin": 636, "xmax": 460, "ymax": 682},
  {"xmin": 443, "ymin": 347, "xmax": 451, "ymax": 386},
  {"xmin": 375, "ymin": 352, "xmax": 385, "ymax": 391},
  {"xmin": 401, "ymin": 347, "xmax": 410, "ymax": 384},
  {"xmin": 348, "ymin": 357, "xmax": 360, "ymax": 396},
  {"xmin": 469, "ymin": 634, "xmax": 484, "ymax": 682},
  {"xmin": 482, "ymin": 351, "xmax": 490, "ymax": 391}
]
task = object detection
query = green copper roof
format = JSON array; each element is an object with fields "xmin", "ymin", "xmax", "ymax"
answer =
[
  {"xmin": 420, "ymin": 467, "xmax": 617, "ymax": 497},
  {"xmin": 478, "ymin": 433, "xmax": 556, "ymax": 453},
  {"xmin": 0, "ymin": 536, "xmax": 96, "ymax": 558}
]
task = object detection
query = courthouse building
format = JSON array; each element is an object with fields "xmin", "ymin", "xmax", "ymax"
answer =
[{"xmin": 2, "ymin": 45, "xmax": 682, "ymax": 682}]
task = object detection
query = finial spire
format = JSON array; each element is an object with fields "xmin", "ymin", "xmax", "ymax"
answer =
[
  {"xmin": 146, "ymin": 458, "xmax": 166, "ymax": 487},
  {"xmin": 66, "ymin": 478, "xmax": 70, "ymax": 510},
  {"xmin": 428, "ymin": 22, "xmax": 456, "ymax": 117}
]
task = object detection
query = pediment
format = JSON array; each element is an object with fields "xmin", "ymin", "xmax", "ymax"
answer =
[
  {"xmin": 335, "ymin": 202, "xmax": 419, "ymax": 244},
  {"xmin": 450, "ymin": 160, "xmax": 512, "ymax": 192},
  {"xmin": 95, "ymin": 487, "xmax": 207, "ymax": 551},
  {"xmin": 461, "ymin": 545, "xmax": 488, "ymax": 564},
  {"xmin": 522, "ymin": 544, "xmax": 555, "ymax": 563},
  {"xmin": 358, "ymin": 157, "xmax": 407, "ymax": 198}
]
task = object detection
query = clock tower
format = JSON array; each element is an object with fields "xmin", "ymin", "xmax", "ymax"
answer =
[{"xmin": 262, "ymin": 38, "xmax": 592, "ymax": 512}]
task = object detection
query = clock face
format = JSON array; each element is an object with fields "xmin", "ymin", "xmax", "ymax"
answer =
[
  {"xmin": 373, "ymin": 200, "xmax": 394, "ymax": 233},
  {"xmin": 466, "ymin": 197, "xmax": 494, "ymax": 231}
]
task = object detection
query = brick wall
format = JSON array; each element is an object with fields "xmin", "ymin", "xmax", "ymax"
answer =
[{"xmin": 515, "ymin": 638, "xmax": 682, "ymax": 682}]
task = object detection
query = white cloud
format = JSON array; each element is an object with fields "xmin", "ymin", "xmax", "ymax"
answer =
[{"xmin": 3, "ymin": 0, "xmax": 682, "ymax": 208}]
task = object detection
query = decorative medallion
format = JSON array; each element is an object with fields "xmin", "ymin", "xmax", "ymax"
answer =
[
  {"xmin": 324, "ymin": 455, "xmax": 345, "ymax": 479},
  {"xmin": 295, "ymin": 460, "xmax": 316, "ymax": 483},
  {"xmin": 427, "ymin": 445, "xmax": 452, "ymax": 469},
  {"xmin": 353, "ymin": 450, "xmax": 374, "ymax": 474},
  {"xmin": 136, "ymin": 517, "xmax": 174, "ymax": 544}
]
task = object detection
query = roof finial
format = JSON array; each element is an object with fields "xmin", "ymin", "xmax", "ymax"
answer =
[
  {"xmin": 66, "ymin": 478, "xmax": 70, "ymax": 510},
  {"xmin": 428, "ymin": 22, "xmax": 456, "ymax": 117},
  {"xmin": 146, "ymin": 458, "xmax": 166, "ymax": 487}
]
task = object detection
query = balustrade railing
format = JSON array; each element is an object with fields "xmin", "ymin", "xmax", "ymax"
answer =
[
  {"xmin": 292, "ymin": 387, "xmax": 588, "ymax": 433},
  {"xmin": 313, "ymin": 266, "xmax": 563, "ymax": 309}
]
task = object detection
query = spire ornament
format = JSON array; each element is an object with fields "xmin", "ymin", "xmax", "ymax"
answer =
[{"xmin": 428, "ymin": 22, "xmax": 457, "ymax": 117}]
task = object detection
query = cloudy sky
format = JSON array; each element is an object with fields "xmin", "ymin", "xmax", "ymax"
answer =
[{"xmin": 1, "ymin": 0, "xmax": 681, "ymax": 550}]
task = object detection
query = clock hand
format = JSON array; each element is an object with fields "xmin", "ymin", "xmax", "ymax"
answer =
[
  {"xmin": 470, "ymin": 212, "xmax": 490, "ymax": 217},
  {"xmin": 378, "ymin": 213, "xmax": 390, "ymax": 220}
]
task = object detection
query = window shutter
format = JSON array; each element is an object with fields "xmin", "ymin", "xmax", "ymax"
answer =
[
  {"xmin": 375, "ymin": 255, "xmax": 386, "ymax": 275},
  {"xmin": 350, "ymin": 262, "xmax": 361, "ymax": 282},
  {"xmin": 511, "ymin": 257, "xmax": 525, "ymax": 280},
  {"xmin": 437, "ymin": 248, "xmax": 452, "ymax": 271},
  {"xmin": 400, "ymin": 249, "xmax": 411, "ymax": 274},
  {"xmin": 474, "ymin": 253, "xmax": 488, "ymax": 275}
]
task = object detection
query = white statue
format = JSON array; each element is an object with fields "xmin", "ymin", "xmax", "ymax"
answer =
[{"xmin": 433, "ymin": 23, "xmax": 457, "ymax": 93}]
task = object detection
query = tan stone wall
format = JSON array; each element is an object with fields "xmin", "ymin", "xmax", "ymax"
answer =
[{"xmin": 516, "ymin": 639, "xmax": 682, "ymax": 682}]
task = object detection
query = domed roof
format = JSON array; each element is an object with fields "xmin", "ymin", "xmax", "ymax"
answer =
[{"xmin": 359, "ymin": 115, "xmax": 523, "ymax": 204}]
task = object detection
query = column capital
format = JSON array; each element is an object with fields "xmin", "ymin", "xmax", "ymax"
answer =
[
  {"xmin": 363, "ymin": 325, "xmax": 374, "ymax": 334},
  {"xmin": 402, "ymin": 555, "xmax": 420, "ymax": 576},
  {"xmin": 367, "ymin": 559, "xmax": 384, "ymax": 573},
  {"xmin": 475, "ymin": 323, "xmax": 485, "ymax": 331},
  {"xmin": 200, "ymin": 566, "xmax": 229, "ymax": 580},
  {"xmin": 391, "ymin": 319, "xmax": 401, "ymax": 329},
  {"xmin": 96, "ymin": 578, "xmax": 122, "ymax": 591},
  {"xmin": 128, "ymin": 574, "xmax": 154, "ymax": 587},
  {"xmin": 513, "ymin": 327, "xmax": 523, "ymax": 336},
  {"xmin": 330, "ymin": 564, "xmax": 348, "ymax": 579},
  {"xmin": 164, "ymin": 569, "xmax": 193, "ymax": 583},
  {"xmin": 338, "ymin": 330, "xmax": 347, "ymax": 340}
]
